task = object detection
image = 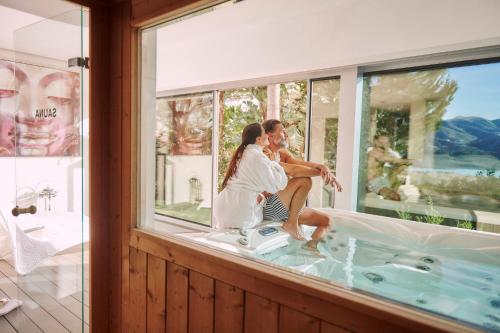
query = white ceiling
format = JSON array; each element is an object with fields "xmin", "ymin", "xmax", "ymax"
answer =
[
  {"xmin": 155, "ymin": 0, "xmax": 500, "ymax": 92},
  {"xmin": 0, "ymin": 0, "xmax": 80, "ymax": 21},
  {"xmin": 0, "ymin": 5, "xmax": 42, "ymax": 51},
  {"xmin": 0, "ymin": 0, "xmax": 88, "ymax": 62},
  {"xmin": 0, "ymin": 0, "xmax": 84, "ymax": 51}
]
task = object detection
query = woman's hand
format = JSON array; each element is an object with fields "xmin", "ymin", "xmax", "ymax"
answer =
[
  {"xmin": 256, "ymin": 191, "xmax": 273, "ymax": 204},
  {"xmin": 263, "ymin": 147, "xmax": 273, "ymax": 160}
]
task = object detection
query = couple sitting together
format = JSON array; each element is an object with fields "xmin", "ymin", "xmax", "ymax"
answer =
[{"xmin": 214, "ymin": 119, "xmax": 342, "ymax": 250}]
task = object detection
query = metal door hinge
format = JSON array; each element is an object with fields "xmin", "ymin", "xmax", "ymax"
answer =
[{"xmin": 68, "ymin": 57, "xmax": 89, "ymax": 69}]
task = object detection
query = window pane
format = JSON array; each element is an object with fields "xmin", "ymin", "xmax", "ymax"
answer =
[
  {"xmin": 309, "ymin": 78, "xmax": 340, "ymax": 208},
  {"xmin": 279, "ymin": 81, "xmax": 307, "ymax": 160},
  {"xmin": 155, "ymin": 93, "xmax": 213, "ymax": 225},
  {"xmin": 217, "ymin": 81, "xmax": 307, "ymax": 190},
  {"xmin": 357, "ymin": 62, "xmax": 500, "ymax": 232}
]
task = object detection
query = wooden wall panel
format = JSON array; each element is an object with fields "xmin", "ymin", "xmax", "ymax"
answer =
[
  {"xmin": 87, "ymin": 2, "xmax": 113, "ymax": 332},
  {"xmin": 166, "ymin": 262, "xmax": 189, "ymax": 333},
  {"xmin": 214, "ymin": 281, "xmax": 244, "ymax": 333},
  {"xmin": 110, "ymin": 2, "xmax": 129, "ymax": 333},
  {"xmin": 85, "ymin": 0, "xmax": 132, "ymax": 331},
  {"xmin": 244, "ymin": 293, "xmax": 279, "ymax": 333},
  {"xmin": 188, "ymin": 271, "xmax": 214, "ymax": 333},
  {"xmin": 279, "ymin": 306, "xmax": 320, "ymax": 333},
  {"xmin": 130, "ymin": 231, "xmax": 400, "ymax": 333},
  {"xmin": 321, "ymin": 322, "xmax": 353, "ymax": 333},
  {"xmin": 131, "ymin": 0, "xmax": 218, "ymax": 26},
  {"xmin": 147, "ymin": 254, "xmax": 166, "ymax": 333},
  {"xmin": 129, "ymin": 233, "xmax": 483, "ymax": 333},
  {"xmin": 129, "ymin": 248, "xmax": 147, "ymax": 333}
]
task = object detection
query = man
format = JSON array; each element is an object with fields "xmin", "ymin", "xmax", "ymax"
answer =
[
  {"xmin": 260, "ymin": 119, "xmax": 342, "ymax": 246},
  {"xmin": 366, "ymin": 134, "xmax": 411, "ymax": 201}
]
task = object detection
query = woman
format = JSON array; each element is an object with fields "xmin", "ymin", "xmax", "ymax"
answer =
[{"xmin": 214, "ymin": 123, "xmax": 287, "ymax": 230}]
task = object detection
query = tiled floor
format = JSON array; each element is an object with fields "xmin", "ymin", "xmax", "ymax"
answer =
[{"xmin": 0, "ymin": 245, "xmax": 88, "ymax": 333}]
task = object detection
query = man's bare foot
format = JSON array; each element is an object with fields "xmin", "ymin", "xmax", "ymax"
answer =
[
  {"xmin": 303, "ymin": 240, "xmax": 318, "ymax": 250},
  {"xmin": 282, "ymin": 221, "xmax": 305, "ymax": 240},
  {"xmin": 301, "ymin": 241, "xmax": 325, "ymax": 258}
]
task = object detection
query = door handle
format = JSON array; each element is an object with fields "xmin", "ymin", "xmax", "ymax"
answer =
[{"xmin": 12, "ymin": 205, "xmax": 37, "ymax": 217}]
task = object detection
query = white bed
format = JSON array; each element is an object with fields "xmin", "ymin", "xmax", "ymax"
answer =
[{"xmin": 0, "ymin": 208, "xmax": 89, "ymax": 275}]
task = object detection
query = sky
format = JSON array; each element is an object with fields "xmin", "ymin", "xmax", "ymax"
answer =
[{"xmin": 443, "ymin": 62, "xmax": 500, "ymax": 120}]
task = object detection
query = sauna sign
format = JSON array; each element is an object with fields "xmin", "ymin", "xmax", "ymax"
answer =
[
  {"xmin": 0, "ymin": 59, "xmax": 80, "ymax": 157},
  {"xmin": 35, "ymin": 108, "xmax": 57, "ymax": 118}
]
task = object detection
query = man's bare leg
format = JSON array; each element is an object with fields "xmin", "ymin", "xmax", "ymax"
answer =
[
  {"xmin": 298, "ymin": 207, "xmax": 331, "ymax": 250},
  {"xmin": 379, "ymin": 187, "xmax": 400, "ymax": 201},
  {"xmin": 276, "ymin": 177, "xmax": 312, "ymax": 240},
  {"xmin": 388, "ymin": 164, "xmax": 408, "ymax": 189}
]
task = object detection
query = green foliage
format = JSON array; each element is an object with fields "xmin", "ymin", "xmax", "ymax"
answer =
[
  {"xmin": 324, "ymin": 118, "xmax": 338, "ymax": 171},
  {"xmin": 456, "ymin": 217, "xmax": 473, "ymax": 230},
  {"xmin": 218, "ymin": 102, "xmax": 263, "ymax": 191},
  {"xmin": 374, "ymin": 109, "xmax": 410, "ymax": 157},
  {"xmin": 487, "ymin": 168, "xmax": 497, "ymax": 177},
  {"xmin": 415, "ymin": 170, "xmax": 500, "ymax": 202},
  {"xmin": 280, "ymin": 81, "xmax": 307, "ymax": 159},
  {"xmin": 415, "ymin": 196, "xmax": 444, "ymax": 225},
  {"xmin": 476, "ymin": 168, "xmax": 497, "ymax": 177},
  {"xmin": 396, "ymin": 203, "xmax": 475, "ymax": 230},
  {"xmin": 155, "ymin": 203, "xmax": 211, "ymax": 226},
  {"xmin": 396, "ymin": 206, "xmax": 412, "ymax": 221},
  {"xmin": 217, "ymin": 82, "xmax": 308, "ymax": 191}
]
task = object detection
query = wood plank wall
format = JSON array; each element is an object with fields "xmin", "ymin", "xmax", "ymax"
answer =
[
  {"xmin": 128, "ymin": 230, "xmax": 480, "ymax": 333},
  {"xmin": 129, "ymin": 247, "xmax": 351, "ymax": 333}
]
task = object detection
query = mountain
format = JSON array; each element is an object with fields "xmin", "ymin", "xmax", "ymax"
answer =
[{"xmin": 435, "ymin": 117, "xmax": 500, "ymax": 159}]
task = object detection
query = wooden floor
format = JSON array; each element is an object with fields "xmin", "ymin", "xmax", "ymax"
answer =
[{"xmin": 0, "ymin": 246, "xmax": 89, "ymax": 333}]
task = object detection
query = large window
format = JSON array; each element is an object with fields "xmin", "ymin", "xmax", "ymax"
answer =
[
  {"xmin": 308, "ymin": 78, "xmax": 340, "ymax": 208},
  {"xmin": 154, "ymin": 80, "xmax": 312, "ymax": 226},
  {"xmin": 155, "ymin": 93, "xmax": 214, "ymax": 225},
  {"xmin": 357, "ymin": 61, "xmax": 500, "ymax": 231}
]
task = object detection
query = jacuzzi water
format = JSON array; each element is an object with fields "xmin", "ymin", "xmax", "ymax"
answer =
[{"xmin": 255, "ymin": 212, "xmax": 500, "ymax": 332}]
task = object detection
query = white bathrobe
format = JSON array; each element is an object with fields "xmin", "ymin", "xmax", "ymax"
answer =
[{"xmin": 214, "ymin": 144, "xmax": 287, "ymax": 230}]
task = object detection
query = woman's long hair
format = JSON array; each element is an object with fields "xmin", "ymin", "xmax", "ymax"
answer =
[{"xmin": 221, "ymin": 123, "xmax": 263, "ymax": 190}]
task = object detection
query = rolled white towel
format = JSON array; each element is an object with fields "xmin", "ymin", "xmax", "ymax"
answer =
[
  {"xmin": 0, "ymin": 298, "xmax": 22, "ymax": 316},
  {"xmin": 398, "ymin": 185, "xmax": 420, "ymax": 202}
]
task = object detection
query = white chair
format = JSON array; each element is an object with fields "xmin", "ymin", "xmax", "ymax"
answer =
[{"xmin": 0, "ymin": 208, "xmax": 89, "ymax": 275}]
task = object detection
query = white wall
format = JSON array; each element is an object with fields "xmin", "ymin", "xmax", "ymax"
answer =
[
  {"xmin": 0, "ymin": 4, "xmax": 89, "ymax": 215},
  {"xmin": 156, "ymin": 0, "xmax": 500, "ymax": 91},
  {"xmin": 0, "ymin": 4, "xmax": 88, "ymax": 63},
  {"xmin": 166, "ymin": 155, "xmax": 212, "ymax": 207},
  {"xmin": 0, "ymin": 5, "xmax": 40, "ymax": 51},
  {"xmin": 0, "ymin": 157, "xmax": 83, "ymax": 213}
]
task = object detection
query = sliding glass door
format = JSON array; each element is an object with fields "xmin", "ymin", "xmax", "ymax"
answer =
[{"xmin": 0, "ymin": 7, "xmax": 89, "ymax": 332}]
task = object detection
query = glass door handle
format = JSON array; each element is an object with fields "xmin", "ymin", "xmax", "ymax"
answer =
[{"xmin": 12, "ymin": 205, "xmax": 37, "ymax": 217}]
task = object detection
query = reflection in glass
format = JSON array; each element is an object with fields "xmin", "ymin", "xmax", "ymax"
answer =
[
  {"xmin": 0, "ymin": 60, "xmax": 80, "ymax": 157},
  {"xmin": 358, "ymin": 62, "xmax": 500, "ymax": 233},
  {"xmin": 309, "ymin": 79, "xmax": 340, "ymax": 208},
  {"xmin": 155, "ymin": 93, "xmax": 213, "ymax": 225}
]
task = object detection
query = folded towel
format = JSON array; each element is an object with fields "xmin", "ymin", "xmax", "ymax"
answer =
[{"xmin": 0, "ymin": 298, "xmax": 22, "ymax": 316}]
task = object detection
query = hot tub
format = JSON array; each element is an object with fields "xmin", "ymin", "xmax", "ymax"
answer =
[
  {"xmin": 258, "ymin": 209, "xmax": 500, "ymax": 332},
  {"xmin": 177, "ymin": 209, "xmax": 500, "ymax": 332}
]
